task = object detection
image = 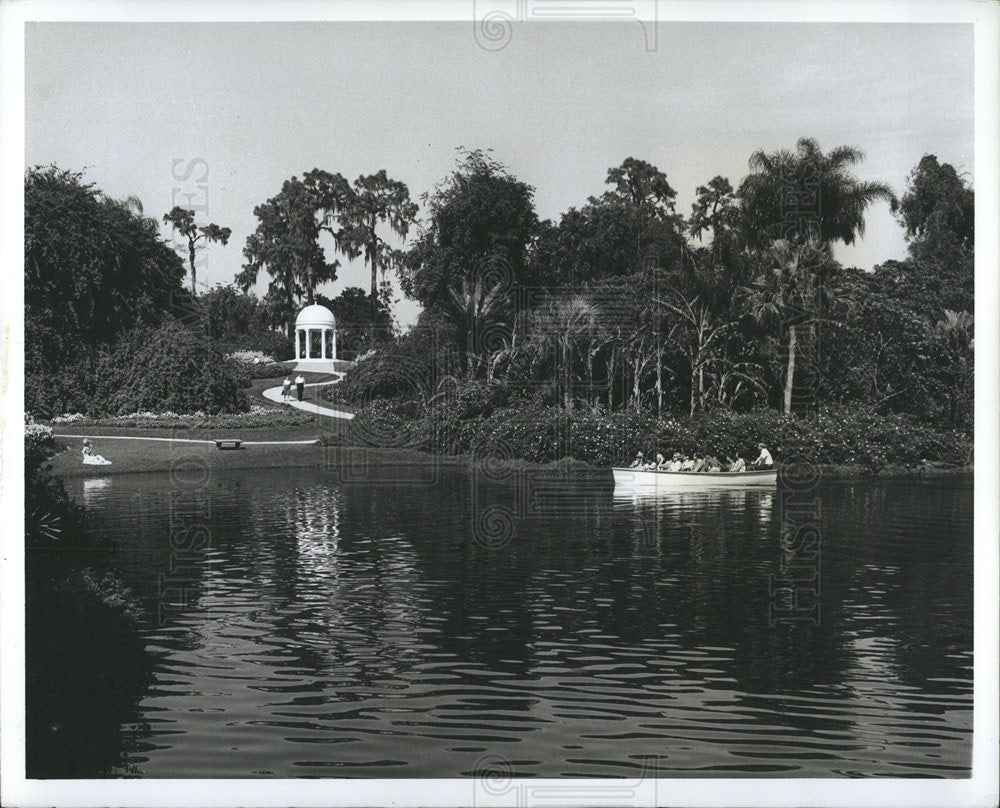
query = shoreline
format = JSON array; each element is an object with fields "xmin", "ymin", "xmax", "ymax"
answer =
[{"xmin": 49, "ymin": 428, "xmax": 973, "ymax": 481}]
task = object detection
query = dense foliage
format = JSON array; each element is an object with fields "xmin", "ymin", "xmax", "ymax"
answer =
[
  {"xmin": 92, "ymin": 322, "xmax": 249, "ymax": 415},
  {"xmin": 25, "ymin": 166, "xmax": 187, "ymax": 369},
  {"xmin": 333, "ymin": 401, "xmax": 970, "ymax": 471},
  {"xmin": 200, "ymin": 284, "xmax": 294, "ymax": 360},
  {"xmin": 353, "ymin": 141, "xmax": 972, "ymax": 442},
  {"xmin": 25, "ymin": 168, "xmax": 268, "ymax": 417},
  {"xmin": 317, "ymin": 286, "xmax": 395, "ymax": 360},
  {"xmin": 26, "ymin": 140, "xmax": 974, "ymax": 443},
  {"xmin": 237, "ymin": 168, "xmax": 416, "ymax": 341}
]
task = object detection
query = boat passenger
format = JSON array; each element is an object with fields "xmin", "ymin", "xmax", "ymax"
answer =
[
  {"xmin": 668, "ymin": 453, "xmax": 683, "ymax": 472},
  {"xmin": 630, "ymin": 451, "xmax": 645, "ymax": 468},
  {"xmin": 691, "ymin": 453, "xmax": 707, "ymax": 472},
  {"xmin": 751, "ymin": 443, "xmax": 774, "ymax": 468},
  {"xmin": 679, "ymin": 455, "xmax": 695, "ymax": 472},
  {"xmin": 654, "ymin": 452, "xmax": 668, "ymax": 469},
  {"xmin": 729, "ymin": 456, "xmax": 747, "ymax": 472},
  {"xmin": 704, "ymin": 455, "xmax": 723, "ymax": 472}
]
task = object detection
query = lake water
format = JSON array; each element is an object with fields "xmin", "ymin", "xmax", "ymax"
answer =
[{"xmin": 59, "ymin": 463, "xmax": 973, "ymax": 778}]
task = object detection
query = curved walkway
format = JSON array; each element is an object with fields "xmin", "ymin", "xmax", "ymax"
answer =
[{"xmin": 262, "ymin": 373, "xmax": 355, "ymax": 420}]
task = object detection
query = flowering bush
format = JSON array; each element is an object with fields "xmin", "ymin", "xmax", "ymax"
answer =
[
  {"xmin": 51, "ymin": 412, "xmax": 86, "ymax": 424},
  {"xmin": 25, "ymin": 419, "xmax": 57, "ymax": 471},
  {"xmin": 339, "ymin": 403, "xmax": 971, "ymax": 472},
  {"xmin": 38, "ymin": 403, "xmax": 316, "ymax": 430},
  {"xmin": 226, "ymin": 350, "xmax": 276, "ymax": 364}
]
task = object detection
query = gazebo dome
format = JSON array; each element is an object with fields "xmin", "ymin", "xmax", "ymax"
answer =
[
  {"xmin": 295, "ymin": 304, "xmax": 336, "ymax": 329},
  {"xmin": 294, "ymin": 304, "xmax": 337, "ymax": 362}
]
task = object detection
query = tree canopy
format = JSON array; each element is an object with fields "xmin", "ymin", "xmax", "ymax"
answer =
[
  {"xmin": 402, "ymin": 150, "xmax": 540, "ymax": 308},
  {"xmin": 237, "ymin": 175, "xmax": 341, "ymax": 336},
  {"xmin": 25, "ymin": 166, "xmax": 187, "ymax": 369},
  {"xmin": 739, "ymin": 137, "xmax": 897, "ymax": 249}
]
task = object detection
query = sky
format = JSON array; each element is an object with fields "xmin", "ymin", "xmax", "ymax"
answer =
[{"xmin": 25, "ymin": 21, "xmax": 974, "ymax": 328}]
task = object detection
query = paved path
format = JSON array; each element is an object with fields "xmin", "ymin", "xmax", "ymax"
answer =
[{"xmin": 262, "ymin": 373, "xmax": 355, "ymax": 420}]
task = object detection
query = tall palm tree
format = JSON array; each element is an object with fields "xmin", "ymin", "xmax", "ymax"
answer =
[
  {"xmin": 740, "ymin": 137, "xmax": 897, "ymax": 250},
  {"xmin": 745, "ymin": 238, "xmax": 835, "ymax": 415}
]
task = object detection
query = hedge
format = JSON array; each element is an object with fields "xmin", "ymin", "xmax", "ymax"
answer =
[{"xmin": 333, "ymin": 402, "xmax": 971, "ymax": 471}]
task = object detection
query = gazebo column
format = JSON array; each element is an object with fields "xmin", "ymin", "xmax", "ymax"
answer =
[
  {"xmin": 320, "ymin": 328, "xmax": 327, "ymax": 360},
  {"xmin": 305, "ymin": 329, "xmax": 311, "ymax": 359}
]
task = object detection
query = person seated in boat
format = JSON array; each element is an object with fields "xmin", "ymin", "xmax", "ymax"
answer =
[
  {"xmin": 679, "ymin": 455, "xmax": 695, "ymax": 472},
  {"xmin": 690, "ymin": 453, "xmax": 707, "ymax": 472},
  {"xmin": 728, "ymin": 455, "xmax": 747, "ymax": 472},
  {"xmin": 629, "ymin": 451, "xmax": 645, "ymax": 468},
  {"xmin": 654, "ymin": 452, "xmax": 669, "ymax": 469},
  {"xmin": 704, "ymin": 455, "xmax": 723, "ymax": 472},
  {"xmin": 751, "ymin": 443, "xmax": 774, "ymax": 468},
  {"xmin": 667, "ymin": 453, "xmax": 683, "ymax": 472},
  {"xmin": 81, "ymin": 439, "xmax": 112, "ymax": 466}
]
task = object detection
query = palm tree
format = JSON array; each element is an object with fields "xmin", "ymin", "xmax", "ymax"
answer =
[
  {"xmin": 531, "ymin": 296, "xmax": 598, "ymax": 410},
  {"xmin": 745, "ymin": 238, "xmax": 837, "ymax": 415},
  {"xmin": 740, "ymin": 137, "xmax": 897, "ymax": 250},
  {"xmin": 442, "ymin": 277, "xmax": 508, "ymax": 378},
  {"xmin": 935, "ymin": 309, "xmax": 974, "ymax": 426}
]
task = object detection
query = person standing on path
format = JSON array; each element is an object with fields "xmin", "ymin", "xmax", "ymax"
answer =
[
  {"xmin": 282, "ymin": 377, "xmax": 291, "ymax": 401},
  {"xmin": 295, "ymin": 374, "xmax": 305, "ymax": 402}
]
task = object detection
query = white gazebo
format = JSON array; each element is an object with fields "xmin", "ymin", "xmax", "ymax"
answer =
[{"xmin": 295, "ymin": 304, "xmax": 337, "ymax": 362}]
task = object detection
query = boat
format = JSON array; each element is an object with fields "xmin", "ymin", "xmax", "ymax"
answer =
[{"xmin": 612, "ymin": 466, "xmax": 777, "ymax": 490}]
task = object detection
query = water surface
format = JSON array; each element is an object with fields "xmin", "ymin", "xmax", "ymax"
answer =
[{"xmin": 58, "ymin": 465, "xmax": 973, "ymax": 778}]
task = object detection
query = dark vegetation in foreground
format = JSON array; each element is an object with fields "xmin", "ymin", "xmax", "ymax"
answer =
[{"xmin": 24, "ymin": 424, "xmax": 149, "ymax": 776}]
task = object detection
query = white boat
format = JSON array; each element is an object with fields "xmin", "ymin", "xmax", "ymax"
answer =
[{"xmin": 612, "ymin": 466, "xmax": 777, "ymax": 490}]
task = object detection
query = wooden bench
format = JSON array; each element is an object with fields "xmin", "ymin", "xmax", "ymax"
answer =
[{"xmin": 214, "ymin": 439, "xmax": 242, "ymax": 450}]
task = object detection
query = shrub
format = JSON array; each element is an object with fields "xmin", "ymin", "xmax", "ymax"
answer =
[
  {"xmin": 25, "ymin": 363, "xmax": 98, "ymax": 420},
  {"xmin": 40, "ymin": 403, "xmax": 316, "ymax": 430},
  {"xmin": 337, "ymin": 402, "xmax": 971, "ymax": 472},
  {"xmin": 92, "ymin": 321, "xmax": 249, "ymax": 415},
  {"xmin": 25, "ymin": 418, "xmax": 57, "ymax": 474},
  {"xmin": 326, "ymin": 322, "xmax": 459, "ymax": 407}
]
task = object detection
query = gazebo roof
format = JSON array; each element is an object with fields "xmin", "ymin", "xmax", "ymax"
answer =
[{"xmin": 295, "ymin": 303, "xmax": 336, "ymax": 329}]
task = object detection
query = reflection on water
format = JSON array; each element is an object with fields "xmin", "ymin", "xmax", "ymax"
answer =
[
  {"xmin": 55, "ymin": 468, "xmax": 973, "ymax": 778},
  {"xmin": 81, "ymin": 476, "xmax": 112, "ymax": 507}
]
